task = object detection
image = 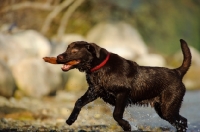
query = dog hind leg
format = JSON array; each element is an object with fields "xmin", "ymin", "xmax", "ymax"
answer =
[
  {"xmin": 154, "ymin": 102, "xmax": 187, "ymax": 131},
  {"xmin": 163, "ymin": 113, "xmax": 187, "ymax": 132},
  {"xmin": 157, "ymin": 90, "xmax": 188, "ymax": 132}
]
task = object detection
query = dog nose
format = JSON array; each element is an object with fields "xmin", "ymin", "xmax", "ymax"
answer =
[{"xmin": 57, "ymin": 55, "xmax": 64, "ymax": 60}]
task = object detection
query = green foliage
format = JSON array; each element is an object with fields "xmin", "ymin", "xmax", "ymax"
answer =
[
  {"xmin": 68, "ymin": 0, "xmax": 200, "ymax": 54},
  {"xmin": 133, "ymin": 0, "xmax": 200, "ymax": 54},
  {"xmin": 1, "ymin": 0, "xmax": 199, "ymax": 54}
]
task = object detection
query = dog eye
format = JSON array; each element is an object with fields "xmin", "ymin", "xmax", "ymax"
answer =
[{"xmin": 71, "ymin": 49, "xmax": 78, "ymax": 54}]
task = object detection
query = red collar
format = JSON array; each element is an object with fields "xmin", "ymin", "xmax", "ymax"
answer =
[{"xmin": 90, "ymin": 53, "xmax": 110, "ymax": 72}]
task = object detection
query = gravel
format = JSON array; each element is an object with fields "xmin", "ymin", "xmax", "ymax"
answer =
[
  {"xmin": 0, "ymin": 90, "xmax": 166, "ymax": 132},
  {"xmin": 0, "ymin": 91, "xmax": 121, "ymax": 132}
]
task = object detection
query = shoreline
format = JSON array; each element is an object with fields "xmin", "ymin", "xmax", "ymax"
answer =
[{"xmin": 2, "ymin": 90, "xmax": 200, "ymax": 131}]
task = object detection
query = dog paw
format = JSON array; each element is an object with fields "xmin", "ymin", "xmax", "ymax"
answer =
[{"xmin": 66, "ymin": 119, "xmax": 74, "ymax": 125}]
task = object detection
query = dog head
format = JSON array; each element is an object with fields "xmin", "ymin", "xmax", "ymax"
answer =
[{"xmin": 57, "ymin": 41, "xmax": 106, "ymax": 72}]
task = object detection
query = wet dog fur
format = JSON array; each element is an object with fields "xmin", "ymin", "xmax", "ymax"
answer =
[{"xmin": 55, "ymin": 39, "xmax": 191, "ymax": 131}]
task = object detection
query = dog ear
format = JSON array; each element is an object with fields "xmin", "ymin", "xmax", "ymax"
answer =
[{"xmin": 86, "ymin": 43, "xmax": 101, "ymax": 58}]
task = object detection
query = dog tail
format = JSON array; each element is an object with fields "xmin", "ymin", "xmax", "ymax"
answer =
[{"xmin": 176, "ymin": 39, "xmax": 192, "ymax": 77}]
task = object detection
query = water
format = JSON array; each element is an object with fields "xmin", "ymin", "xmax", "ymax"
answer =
[{"xmin": 125, "ymin": 91, "xmax": 200, "ymax": 131}]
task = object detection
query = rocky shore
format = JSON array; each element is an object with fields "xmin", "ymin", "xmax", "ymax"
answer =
[
  {"xmin": 0, "ymin": 90, "xmax": 170, "ymax": 132},
  {"xmin": 0, "ymin": 118, "xmax": 109, "ymax": 132},
  {"xmin": 0, "ymin": 91, "xmax": 123, "ymax": 132}
]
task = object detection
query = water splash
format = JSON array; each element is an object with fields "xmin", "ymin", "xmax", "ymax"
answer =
[
  {"xmin": 81, "ymin": 91, "xmax": 200, "ymax": 131},
  {"xmin": 123, "ymin": 91, "xmax": 200, "ymax": 131}
]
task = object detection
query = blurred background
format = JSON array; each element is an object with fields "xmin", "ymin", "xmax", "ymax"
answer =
[{"xmin": 0, "ymin": 0, "xmax": 200, "ymax": 131}]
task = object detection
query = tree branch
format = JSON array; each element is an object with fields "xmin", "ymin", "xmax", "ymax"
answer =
[
  {"xmin": 0, "ymin": 1, "xmax": 55, "ymax": 13},
  {"xmin": 41, "ymin": 0, "xmax": 74, "ymax": 34},
  {"xmin": 57, "ymin": 0, "xmax": 85, "ymax": 37}
]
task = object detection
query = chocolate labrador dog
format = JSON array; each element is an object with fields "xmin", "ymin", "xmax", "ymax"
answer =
[{"xmin": 44, "ymin": 39, "xmax": 191, "ymax": 131}]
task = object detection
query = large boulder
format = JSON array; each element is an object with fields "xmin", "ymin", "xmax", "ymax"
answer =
[
  {"xmin": 11, "ymin": 30, "xmax": 51, "ymax": 58},
  {"xmin": 12, "ymin": 58, "xmax": 62, "ymax": 98},
  {"xmin": 0, "ymin": 30, "xmax": 51, "ymax": 67},
  {"xmin": 64, "ymin": 70, "xmax": 88, "ymax": 92},
  {"xmin": 0, "ymin": 34, "xmax": 25, "ymax": 67},
  {"xmin": 86, "ymin": 22, "xmax": 148, "ymax": 59},
  {"xmin": 0, "ymin": 60, "xmax": 16, "ymax": 97},
  {"xmin": 86, "ymin": 22, "xmax": 166, "ymax": 66},
  {"xmin": 56, "ymin": 33, "xmax": 85, "ymax": 44},
  {"xmin": 135, "ymin": 54, "xmax": 166, "ymax": 67}
]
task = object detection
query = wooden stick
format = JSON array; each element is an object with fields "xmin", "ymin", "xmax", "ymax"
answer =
[
  {"xmin": 43, "ymin": 57, "xmax": 80, "ymax": 65},
  {"xmin": 43, "ymin": 57, "xmax": 57, "ymax": 64}
]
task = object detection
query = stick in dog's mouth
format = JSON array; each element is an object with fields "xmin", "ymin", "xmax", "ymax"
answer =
[
  {"xmin": 61, "ymin": 60, "xmax": 80, "ymax": 71},
  {"xmin": 43, "ymin": 57, "xmax": 57, "ymax": 64},
  {"xmin": 43, "ymin": 57, "xmax": 80, "ymax": 71}
]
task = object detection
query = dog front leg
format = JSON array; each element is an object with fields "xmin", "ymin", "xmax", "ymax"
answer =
[
  {"xmin": 66, "ymin": 88, "xmax": 99, "ymax": 125},
  {"xmin": 113, "ymin": 92, "xmax": 131, "ymax": 131}
]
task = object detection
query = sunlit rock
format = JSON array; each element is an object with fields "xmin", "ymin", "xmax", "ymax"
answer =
[
  {"xmin": 86, "ymin": 22, "xmax": 148, "ymax": 59},
  {"xmin": 64, "ymin": 70, "xmax": 87, "ymax": 92},
  {"xmin": 135, "ymin": 54, "xmax": 166, "ymax": 67},
  {"xmin": 12, "ymin": 58, "xmax": 62, "ymax": 98},
  {"xmin": 53, "ymin": 33, "xmax": 85, "ymax": 45},
  {"xmin": 0, "ymin": 60, "xmax": 16, "ymax": 97},
  {"xmin": 0, "ymin": 30, "xmax": 51, "ymax": 67}
]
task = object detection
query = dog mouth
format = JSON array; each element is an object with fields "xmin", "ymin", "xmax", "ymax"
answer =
[{"xmin": 61, "ymin": 60, "xmax": 80, "ymax": 71}]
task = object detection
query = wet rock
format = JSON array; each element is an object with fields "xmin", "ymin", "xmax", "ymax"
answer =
[
  {"xmin": 12, "ymin": 58, "xmax": 62, "ymax": 98},
  {"xmin": 86, "ymin": 22, "xmax": 148, "ymax": 59},
  {"xmin": 0, "ymin": 61, "xmax": 16, "ymax": 97}
]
